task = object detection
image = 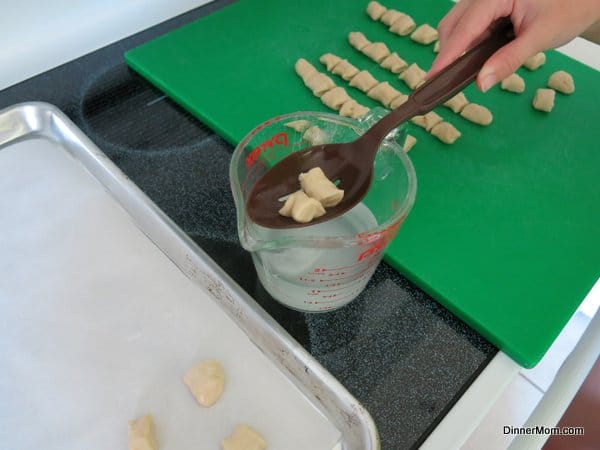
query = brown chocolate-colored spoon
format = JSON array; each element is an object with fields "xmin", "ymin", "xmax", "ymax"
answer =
[{"xmin": 247, "ymin": 19, "xmax": 514, "ymax": 229}]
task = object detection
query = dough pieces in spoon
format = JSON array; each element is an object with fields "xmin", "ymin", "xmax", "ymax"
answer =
[
  {"xmin": 183, "ymin": 360, "xmax": 225, "ymax": 407},
  {"xmin": 128, "ymin": 415, "xmax": 158, "ymax": 450},
  {"xmin": 278, "ymin": 190, "xmax": 326, "ymax": 223},
  {"xmin": 221, "ymin": 424, "xmax": 267, "ymax": 450},
  {"xmin": 299, "ymin": 167, "xmax": 344, "ymax": 208}
]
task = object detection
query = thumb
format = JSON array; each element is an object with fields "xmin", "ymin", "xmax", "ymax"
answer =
[{"xmin": 476, "ymin": 31, "xmax": 540, "ymax": 92}]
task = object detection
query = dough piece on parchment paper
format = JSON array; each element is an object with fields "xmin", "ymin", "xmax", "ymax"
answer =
[
  {"xmin": 128, "ymin": 414, "xmax": 158, "ymax": 450},
  {"xmin": 221, "ymin": 424, "xmax": 267, "ymax": 450}
]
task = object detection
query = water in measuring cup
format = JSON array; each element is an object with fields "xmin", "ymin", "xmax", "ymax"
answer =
[{"xmin": 252, "ymin": 203, "xmax": 380, "ymax": 312}]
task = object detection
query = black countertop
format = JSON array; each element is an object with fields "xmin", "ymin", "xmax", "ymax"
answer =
[{"xmin": 0, "ymin": 1, "xmax": 496, "ymax": 448}]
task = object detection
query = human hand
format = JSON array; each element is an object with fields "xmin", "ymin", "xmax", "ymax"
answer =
[{"xmin": 429, "ymin": 0, "xmax": 600, "ymax": 92}]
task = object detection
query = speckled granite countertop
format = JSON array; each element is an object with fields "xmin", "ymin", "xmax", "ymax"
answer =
[{"xmin": 0, "ymin": 1, "xmax": 496, "ymax": 447}]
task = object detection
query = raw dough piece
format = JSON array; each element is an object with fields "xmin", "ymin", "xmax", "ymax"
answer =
[
  {"xmin": 319, "ymin": 53, "xmax": 342, "ymax": 71},
  {"xmin": 285, "ymin": 120, "xmax": 311, "ymax": 132},
  {"xmin": 362, "ymin": 42, "xmax": 391, "ymax": 63},
  {"xmin": 403, "ymin": 134, "xmax": 417, "ymax": 152},
  {"xmin": 128, "ymin": 415, "xmax": 158, "ymax": 450},
  {"xmin": 222, "ymin": 424, "xmax": 267, "ymax": 450},
  {"xmin": 321, "ymin": 86, "xmax": 351, "ymax": 110},
  {"xmin": 304, "ymin": 73, "xmax": 335, "ymax": 96},
  {"xmin": 299, "ymin": 167, "xmax": 344, "ymax": 208},
  {"xmin": 430, "ymin": 122, "xmax": 461, "ymax": 144},
  {"xmin": 523, "ymin": 52, "xmax": 546, "ymax": 71},
  {"xmin": 295, "ymin": 58, "xmax": 317, "ymax": 81},
  {"xmin": 443, "ymin": 92, "xmax": 469, "ymax": 113},
  {"xmin": 500, "ymin": 73, "xmax": 525, "ymax": 93},
  {"xmin": 331, "ymin": 59, "xmax": 360, "ymax": 80},
  {"xmin": 433, "ymin": 40, "xmax": 440, "ymax": 53},
  {"xmin": 389, "ymin": 14, "xmax": 416, "ymax": 35},
  {"xmin": 348, "ymin": 32, "xmax": 370, "ymax": 51},
  {"xmin": 410, "ymin": 24, "xmax": 439, "ymax": 45},
  {"xmin": 278, "ymin": 190, "xmax": 302, "ymax": 216},
  {"xmin": 460, "ymin": 103, "xmax": 493, "ymax": 126},
  {"xmin": 366, "ymin": 1, "xmax": 387, "ymax": 20},
  {"xmin": 380, "ymin": 52, "xmax": 408, "ymax": 73},
  {"xmin": 380, "ymin": 9, "xmax": 405, "ymax": 26},
  {"xmin": 399, "ymin": 63, "xmax": 427, "ymax": 90},
  {"xmin": 367, "ymin": 82, "xmax": 402, "ymax": 108},
  {"xmin": 389, "ymin": 94, "xmax": 409, "ymax": 109},
  {"xmin": 411, "ymin": 111, "xmax": 443, "ymax": 131},
  {"xmin": 184, "ymin": 360, "xmax": 225, "ymax": 407},
  {"xmin": 303, "ymin": 125, "xmax": 329, "ymax": 145},
  {"xmin": 349, "ymin": 70, "xmax": 379, "ymax": 92},
  {"xmin": 532, "ymin": 88, "xmax": 555, "ymax": 112},
  {"xmin": 548, "ymin": 70, "xmax": 575, "ymax": 94},
  {"xmin": 339, "ymin": 99, "xmax": 370, "ymax": 119},
  {"xmin": 278, "ymin": 190, "xmax": 326, "ymax": 223}
]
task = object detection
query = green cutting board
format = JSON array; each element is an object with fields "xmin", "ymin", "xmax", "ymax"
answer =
[{"xmin": 125, "ymin": 0, "xmax": 600, "ymax": 368}]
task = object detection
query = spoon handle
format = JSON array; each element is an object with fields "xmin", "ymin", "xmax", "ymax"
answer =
[{"xmin": 360, "ymin": 18, "xmax": 514, "ymax": 154}]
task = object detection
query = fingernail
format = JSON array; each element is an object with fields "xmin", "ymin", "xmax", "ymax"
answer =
[{"xmin": 480, "ymin": 72, "xmax": 497, "ymax": 92}]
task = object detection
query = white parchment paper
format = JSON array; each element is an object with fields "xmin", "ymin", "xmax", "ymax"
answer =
[{"xmin": 0, "ymin": 138, "xmax": 340, "ymax": 449}]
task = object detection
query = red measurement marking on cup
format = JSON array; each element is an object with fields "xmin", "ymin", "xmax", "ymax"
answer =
[
  {"xmin": 245, "ymin": 131, "xmax": 289, "ymax": 168},
  {"xmin": 311, "ymin": 289, "xmax": 364, "ymax": 304},
  {"xmin": 356, "ymin": 221, "xmax": 403, "ymax": 262},
  {"xmin": 312, "ymin": 259, "xmax": 379, "ymax": 282}
]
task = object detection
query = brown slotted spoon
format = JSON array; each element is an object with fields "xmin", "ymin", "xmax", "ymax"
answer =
[{"xmin": 246, "ymin": 19, "xmax": 514, "ymax": 229}]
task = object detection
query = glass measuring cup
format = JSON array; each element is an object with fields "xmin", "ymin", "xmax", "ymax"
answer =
[{"xmin": 230, "ymin": 110, "xmax": 416, "ymax": 312}]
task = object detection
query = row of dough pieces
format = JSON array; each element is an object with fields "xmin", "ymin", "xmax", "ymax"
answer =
[
  {"xmin": 294, "ymin": 59, "xmax": 420, "ymax": 149},
  {"xmin": 296, "ymin": 57, "xmax": 460, "ymax": 145},
  {"xmin": 346, "ymin": 31, "xmax": 493, "ymax": 126},
  {"xmin": 366, "ymin": 0, "xmax": 576, "ymax": 107},
  {"xmin": 128, "ymin": 360, "xmax": 267, "ymax": 450},
  {"xmin": 366, "ymin": 1, "xmax": 438, "ymax": 44}
]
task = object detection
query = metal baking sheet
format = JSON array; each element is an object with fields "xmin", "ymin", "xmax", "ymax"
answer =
[{"xmin": 0, "ymin": 103, "xmax": 379, "ymax": 450}]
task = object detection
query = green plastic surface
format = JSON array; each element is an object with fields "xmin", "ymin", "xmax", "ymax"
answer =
[{"xmin": 125, "ymin": 0, "xmax": 600, "ymax": 368}]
